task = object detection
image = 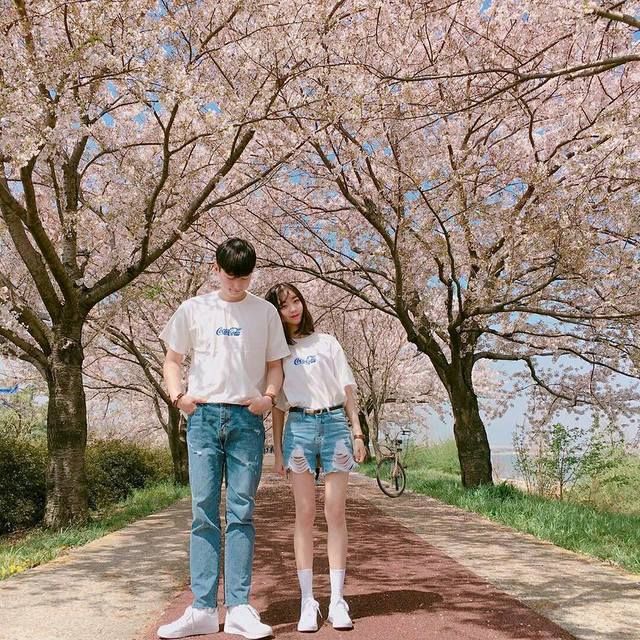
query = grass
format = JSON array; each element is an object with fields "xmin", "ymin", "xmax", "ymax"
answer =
[
  {"xmin": 362, "ymin": 440, "xmax": 640, "ymax": 574},
  {"xmin": 0, "ymin": 481, "xmax": 190, "ymax": 580},
  {"xmin": 570, "ymin": 453, "xmax": 640, "ymax": 516}
]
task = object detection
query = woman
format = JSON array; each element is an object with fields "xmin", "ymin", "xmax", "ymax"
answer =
[{"xmin": 265, "ymin": 283, "xmax": 367, "ymax": 632}]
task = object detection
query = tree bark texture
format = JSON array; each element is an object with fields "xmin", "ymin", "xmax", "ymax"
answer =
[
  {"xmin": 167, "ymin": 405, "xmax": 189, "ymax": 485},
  {"xmin": 44, "ymin": 322, "xmax": 89, "ymax": 527},
  {"xmin": 447, "ymin": 373, "xmax": 493, "ymax": 487}
]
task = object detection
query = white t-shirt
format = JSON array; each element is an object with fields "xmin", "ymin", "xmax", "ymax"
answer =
[
  {"xmin": 277, "ymin": 332, "xmax": 357, "ymax": 411},
  {"xmin": 159, "ymin": 291, "xmax": 290, "ymax": 404}
]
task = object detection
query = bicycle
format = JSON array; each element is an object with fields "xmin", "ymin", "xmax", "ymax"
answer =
[{"xmin": 375, "ymin": 434, "xmax": 407, "ymax": 497}]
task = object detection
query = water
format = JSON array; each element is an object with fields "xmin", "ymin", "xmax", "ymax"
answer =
[{"xmin": 491, "ymin": 450, "xmax": 520, "ymax": 480}]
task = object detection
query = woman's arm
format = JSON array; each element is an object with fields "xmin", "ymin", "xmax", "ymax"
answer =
[
  {"xmin": 344, "ymin": 386, "xmax": 367, "ymax": 462},
  {"xmin": 272, "ymin": 406, "xmax": 286, "ymax": 476},
  {"xmin": 344, "ymin": 386, "xmax": 363, "ymax": 436}
]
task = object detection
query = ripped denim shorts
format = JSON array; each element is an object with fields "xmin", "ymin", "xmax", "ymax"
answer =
[{"xmin": 283, "ymin": 407, "xmax": 357, "ymax": 475}]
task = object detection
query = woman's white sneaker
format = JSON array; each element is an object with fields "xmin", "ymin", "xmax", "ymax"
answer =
[
  {"xmin": 157, "ymin": 605, "xmax": 219, "ymax": 638},
  {"xmin": 297, "ymin": 598, "xmax": 321, "ymax": 632},
  {"xmin": 224, "ymin": 604, "xmax": 273, "ymax": 639},
  {"xmin": 327, "ymin": 598, "xmax": 353, "ymax": 630}
]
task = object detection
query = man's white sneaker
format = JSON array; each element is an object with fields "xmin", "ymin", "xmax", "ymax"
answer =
[
  {"xmin": 157, "ymin": 605, "xmax": 219, "ymax": 638},
  {"xmin": 327, "ymin": 598, "xmax": 353, "ymax": 630},
  {"xmin": 224, "ymin": 604, "xmax": 273, "ymax": 639},
  {"xmin": 297, "ymin": 598, "xmax": 321, "ymax": 632}
]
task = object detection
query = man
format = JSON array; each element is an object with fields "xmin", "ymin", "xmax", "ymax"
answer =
[{"xmin": 158, "ymin": 238, "xmax": 289, "ymax": 639}]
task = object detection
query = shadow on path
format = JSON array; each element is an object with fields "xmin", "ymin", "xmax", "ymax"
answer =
[
  {"xmin": 148, "ymin": 474, "xmax": 575, "ymax": 640},
  {"xmin": 351, "ymin": 476, "xmax": 640, "ymax": 640}
]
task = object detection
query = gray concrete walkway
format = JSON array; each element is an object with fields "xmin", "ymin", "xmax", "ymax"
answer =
[
  {"xmin": 0, "ymin": 471, "xmax": 638, "ymax": 640},
  {"xmin": 349, "ymin": 475, "xmax": 640, "ymax": 640},
  {"xmin": 0, "ymin": 501, "xmax": 191, "ymax": 640}
]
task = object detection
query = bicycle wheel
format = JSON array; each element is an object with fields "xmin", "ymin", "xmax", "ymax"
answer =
[{"xmin": 376, "ymin": 458, "xmax": 406, "ymax": 497}]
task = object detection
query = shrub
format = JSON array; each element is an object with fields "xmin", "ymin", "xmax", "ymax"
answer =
[
  {"xmin": 140, "ymin": 446, "xmax": 175, "ymax": 483},
  {"xmin": 0, "ymin": 436, "xmax": 176, "ymax": 529},
  {"xmin": 0, "ymin": 388, "xmax": 47, "ymax": 439},
  {"xmin": 513, "ymin": 416, "xmax": 624, "ymax": 499},
  {"xmin": 0, "ymin": 436, "xmax": 47, "ymax": 533},
  {"xmin": 85, "ymin": 440, "xmax": 173, "ymax": 509}
]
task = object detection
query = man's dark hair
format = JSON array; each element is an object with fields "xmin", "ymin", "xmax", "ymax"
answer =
[
  {"xmin": 216, "ymin": 238, "xmax": 256, "ymax": 277},
  {"xmin": 265, "ymin": 283, "xmax": 315, "ymax": 345}
]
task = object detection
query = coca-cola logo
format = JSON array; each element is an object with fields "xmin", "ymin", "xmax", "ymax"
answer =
[
  {"xmin": 294, "ymin": 355, "xmax": 317, "ymax": 366},
  {"xmin": 216, "ymin": 327, "xmax": 242, "ymax": 336}
]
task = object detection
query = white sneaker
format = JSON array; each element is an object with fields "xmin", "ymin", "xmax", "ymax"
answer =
[
  {"xmin": 328, "ymin": 598, "xmax": 353, "ymax": 630},
  {"xmin": 224, "ymin": 604, "xmax": 273, "ymax": 639},
  {"xmin": 297, "ymin": 598, "xmax": 321, "ymax": 632},
  {"xmin": 157, "ymin": 605, "xmax": 219, "ymax": 638}
]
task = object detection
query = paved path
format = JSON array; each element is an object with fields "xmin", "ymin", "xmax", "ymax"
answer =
[
  {"xmin": 348, "ymin": 475, "xmax": 640, "ymax": 640},
  {"xmin": 1, "ymin": 470, "xmax": 639, "ymax": 640},
  {"xmin": 0, "ymin": 502, "xmax": 190, "ymax": 640},
  {"xmin": 145, "ymin": 474, "xmax": 575, "ymax": 640}
]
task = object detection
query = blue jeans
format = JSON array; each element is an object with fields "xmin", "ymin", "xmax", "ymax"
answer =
[
  {"xmin": 186, "ymin": 403, "xmax": 265, "ymax": 608},
  {"xmin": 283, "ymin": 408, "xmax": 357, "ymax": 475}
]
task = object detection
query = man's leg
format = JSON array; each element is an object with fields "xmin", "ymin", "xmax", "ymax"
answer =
[
  {"xmin": 188, "ymin": 404, "xmax": 225, "ymax": 608},
  {"xmin": 223, "ymin": 405, "xmax": 264, "ymax": 605},
  {"xmin": 158, "ymin": 404, "xmax": 223, "ymax": 638},
  {"xmin": 221, "ymin": 406, "xmax": 273, "ymax": 639}
]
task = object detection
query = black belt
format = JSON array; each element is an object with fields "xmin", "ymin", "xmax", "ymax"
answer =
[{"xmin": 290, "ymin": 404, "xmax": 344, "ymax": 415}]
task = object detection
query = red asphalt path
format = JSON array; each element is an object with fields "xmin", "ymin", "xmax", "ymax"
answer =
[{"xmin": 144, "ymin": 473, "xmax": 575, "ymax": 640}]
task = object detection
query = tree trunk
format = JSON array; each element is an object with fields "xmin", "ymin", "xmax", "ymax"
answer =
[
  {"xmin": 369, "ymin": 406, "xmax": 383, "ymax": 462},
  {"xmin": 44, "ymin": 324, "xmax": 89, "ymax": 528},
  {"xmin": 358, "ymin": 410, "xmax": 373, "ymax": 462},
  {"xmin": 449, "ymin": 379, "xmax": 493, "ymax": 487},
  {"xmin": 167, "ymin": 405, "xmax": 189, "ymax": 485}
]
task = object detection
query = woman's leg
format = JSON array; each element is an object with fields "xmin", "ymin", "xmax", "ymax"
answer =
[
  {"xmin": 324, "ymin": 471, "xmax": 350, "ymax": 607},
  {"xmin": 291, "ymin": 469, "xmax": 322, "ymax": 630},
  {"xmin": 324, "ymin": 471, "xmax": 353, "ymax": 627},
  {"xmin": 291, "ymin": 470, "xmax": 317, "ymax": 571},
  {"xmin": 283, "ymin": 413, "xmax": 319, "ymax": 620},
  {"xmin": 321, "ymin": 413, "xmax": 355, "ymax": 573},
  {"xmin": 324, "ymin": 471, "xmax": 349, "ymax": 569}
]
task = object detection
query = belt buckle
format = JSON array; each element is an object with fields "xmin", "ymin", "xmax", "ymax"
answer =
[{"xmin": 304, "ymin": 408, "xmax": 321, "ymax": 415}]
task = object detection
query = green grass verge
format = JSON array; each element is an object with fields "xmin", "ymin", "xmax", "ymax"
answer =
[
  {"xmin": 362, "ymin": 441, "xmax": 640, "ymax": 574},
  {"xmin": 569, "ymin": 453, "xmax": 640, "ymax": 516},
  {"xmin": 0, "ymin": 481, "xmax": 190, "ymax": 580}
]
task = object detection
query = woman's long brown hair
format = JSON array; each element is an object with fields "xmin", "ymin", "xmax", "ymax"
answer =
[{"xmin": 265, "ymin": 283, "xmax": 315, "ymax": 345}]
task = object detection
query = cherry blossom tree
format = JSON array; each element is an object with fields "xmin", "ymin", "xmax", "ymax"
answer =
[
  {"xmin": 366, "ymin": 2, "xmax": 640, "ymax": 112},
  {"xmin": 323, "ymin": 305, "xmax": 444, "ymax": 459},
  {"xmin": 85, "ymin": 252, "xmax": 214, "ymax": 483},
  {"xmin": 245, "ymin": 0, "xmax": 640, "ymax": 487},
  {"xmin": 0, "ymin": 0, "xmax": 324, "ymax": 526},
  {"xmin": 2, "ymin": 0, "xmax": 639, "ymax": 525}
]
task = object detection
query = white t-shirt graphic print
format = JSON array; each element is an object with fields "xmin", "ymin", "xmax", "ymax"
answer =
[
  {"xmin": 278, "ymin": 333, "xmax": 356, "ymax": 410},
  {"xmin": 159, "ymin": 291, "xmax": 290, "ymax": 404}
]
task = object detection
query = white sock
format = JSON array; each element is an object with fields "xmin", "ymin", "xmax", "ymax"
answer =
[
  {"xmin": 330, "ymin": 568, "xmax": 346, "ymax": 603},
  {"xmin": 297, "ymin": 568, "xmax": 314, "ymax": 601}
]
